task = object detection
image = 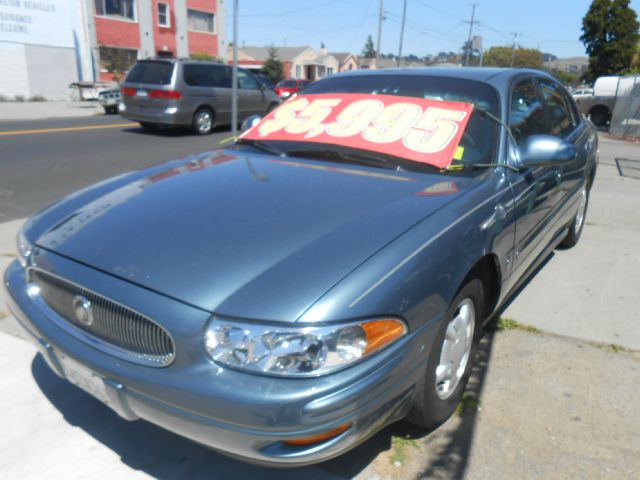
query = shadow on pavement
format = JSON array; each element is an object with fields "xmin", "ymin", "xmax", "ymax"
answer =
[
  {"xmin": 121, "ymin": 124, "xmax": 231, "ymax": 138},
  {"xmin": 28, "ymin": 253, "xmax": 555, "ymax": 479}
]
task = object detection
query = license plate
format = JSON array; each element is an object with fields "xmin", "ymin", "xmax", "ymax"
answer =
[
  {"xmin": 59, "ymin": 354, "xmax": 109, "ymax": 404},
  {"xmin": 136, "ymin": 89, "xmax": 148, "ymax": 97}
]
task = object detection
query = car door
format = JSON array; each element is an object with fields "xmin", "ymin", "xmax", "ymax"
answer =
[
  {"xmin": 237, "ymin": 69, "xmax": 268, "ymax": 120},
  {"xmin": 507, "ymin": 77, "xmax": 565, "ymax": 280},
  {"xmin": 536, "ymin": 77, "xmax": 591, "ymax": 215}
]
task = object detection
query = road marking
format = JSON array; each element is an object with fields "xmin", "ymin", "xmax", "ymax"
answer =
[{"xmin": 0, "ymin": 123, "xmax": 133, "ymax": 137}]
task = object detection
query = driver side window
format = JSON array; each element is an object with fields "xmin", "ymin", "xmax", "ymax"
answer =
[{"xmin": 509, "ymin": 79, "xmax": 547, "ymax": 144}]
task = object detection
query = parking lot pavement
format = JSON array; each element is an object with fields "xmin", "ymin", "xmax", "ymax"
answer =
[
  {"xmin": 501, "ymin": 135, "xmax": 640, "ymax": 350},
  {"xmin": 1, "ymin": 135, "xmax": 638, "ymax": 479}
]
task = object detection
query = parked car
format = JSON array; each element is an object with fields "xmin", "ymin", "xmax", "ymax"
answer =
[
  {"xmin": 274, "ymin": 78, "xmax": 311, "ymax": 98},
  {"xmin": 119, "ymin": 59, "xmax": 281, "ymax": 134},
  {"xmin": 98, "ymin": 87, "xmax": 122, "ymax": 114},
  {"xmin": 5, "ymin": 68, "xmax": 597, "ymax": 467}
]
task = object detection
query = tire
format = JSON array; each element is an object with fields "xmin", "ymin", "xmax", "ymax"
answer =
[
  {"xmin": 407, "ymin": 279, "xmax": 484, "ymax": 429},
  {"xmin": 139, "ymin": 122, "xmax": 157, "ymax": 131},
  {"xmin": 192, "ymin": 107, "xmax": 214, "ymax": 135},
  {"xmin": 589, "ymin": 106, "xmax": 610, "ymax": 127},
  {"xmin": 558, "ymin": 181, "xmax": 590, "ymax": 249}
]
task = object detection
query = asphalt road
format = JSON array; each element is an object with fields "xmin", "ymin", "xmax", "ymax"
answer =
[{"xmin": 0, "ymin": 115, "xmax": 232, "ymax": 222}]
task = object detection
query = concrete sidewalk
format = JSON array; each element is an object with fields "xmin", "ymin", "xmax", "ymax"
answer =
[{"xmin": 0, "ymin": 101, "xmax": 104, "ymax": 121}]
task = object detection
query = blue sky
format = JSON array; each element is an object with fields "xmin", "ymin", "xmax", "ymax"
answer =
[{"xmin": 226, "ymin": 0, "xmax": 640, "ymax": 58}]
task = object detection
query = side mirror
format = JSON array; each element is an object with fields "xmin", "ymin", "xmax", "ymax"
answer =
[
  {"xmin": 517, "ymin": 135, "xmax": 576, "ymax": 168},
  {"xmin": 240, "ymin": 115, "xmax": 262, "ymax": 133}
]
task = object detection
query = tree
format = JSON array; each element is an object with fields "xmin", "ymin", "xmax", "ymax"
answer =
[
  {"xmin": 262, "ymin": 47, "xmax": 284, "ymax": 84},
  {"xmin": 190, "ymin": 52, "xmax": 223, "ymax": 62},
  {"xmin": 580, "ymin": 0, "xmax": 639, "ymax": 81},
  {"xmin": 362, "ymin": 35, "xmax": 376, "ymax": 58},
  {"xmin": 483, "ymin": 46, "xmax": 544, "ymax": 69}
]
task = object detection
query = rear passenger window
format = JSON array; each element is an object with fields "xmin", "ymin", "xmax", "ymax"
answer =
[
  {"xmin": 538, "ymin": 78, "xmax": 578, "ymax": 138},
  {"xmin": 126, "ymin": 61, "xmax": 174, "ymax": 85},
  {"xmin": 183, "ymin": 65, "xmax": 213, "ymax": 87},
  {"xmin": 509, "ymin": 79, "xmax": 546, "ymax": 144},
  {"xmin": 210, "ymin": 65, "xmax": 231, "ymax": 88}
]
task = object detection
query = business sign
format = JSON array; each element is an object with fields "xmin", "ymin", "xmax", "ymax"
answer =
[
  {"xmin": 0, "ymin": 0, "xmax": 73, "ymax": 48},
  {"xmin": 241, "ymin": 93, "xmax": 474, "ymax": 169}
]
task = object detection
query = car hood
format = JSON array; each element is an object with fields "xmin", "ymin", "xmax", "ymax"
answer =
[{"xmin": 34, "ymin": 150, "xmax": 476, "ymax": 321}]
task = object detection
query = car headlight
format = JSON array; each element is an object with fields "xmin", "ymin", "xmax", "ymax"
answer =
[
  {"xmin": 204, "ymin": 317, "xmax": 407, "ymax": 376},
  {"xmin": 16, "ymin": 230, "xmax": 34, "ymax": 267}
]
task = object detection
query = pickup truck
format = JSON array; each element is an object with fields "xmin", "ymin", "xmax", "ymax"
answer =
[{"xmin": 573, "ymin": 77, "xmax": 619, "ymax": 127}]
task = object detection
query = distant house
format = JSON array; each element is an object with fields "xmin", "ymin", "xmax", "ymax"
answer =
[
  {"xmin": 230, "ymin": 46, "xmax": 340, "ymax": 80},
  {"xmin": 544, "ymin": 57, "xmax": 588, "ymax": 74},
  {"xmin": 331, "ymin": 52, "xmax": 359, "ymax": 72}
]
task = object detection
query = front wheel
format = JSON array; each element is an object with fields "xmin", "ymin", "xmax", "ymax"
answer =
[
  {"xmin": 558, "ymin": 182, "xmax": 590, "ymax": 249},
  {"xmin": 407, "ymin": 279, "xmax": 484, "ymax": 429},
  {"xmin": 192, "ymin": 108, "xmax": 214, "ymax": 135}
]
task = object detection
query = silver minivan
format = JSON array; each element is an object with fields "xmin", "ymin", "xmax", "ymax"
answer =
[{"xmin": 120, "ymin": 59, "xmax": 281, "ymax": 135}]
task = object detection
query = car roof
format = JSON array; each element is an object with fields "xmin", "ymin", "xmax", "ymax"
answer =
[{"xmin": 330, "ymin": 67, "xmax": 552, "ymax": 84}]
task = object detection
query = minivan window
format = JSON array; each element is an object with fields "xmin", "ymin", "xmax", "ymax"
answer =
[
  {"xmin": 183, "ymin": 64, "xmax": 213, "ymax": 87},
  {"xmin": 126, "ymin": 61, "xmax": 174, "ymax": 85},
  {"xmin": 278, "ymin": 80, "xmax": 298, "ymax": 87},
  {"xmin": 238, "ymin": 70, "xmax": 259, "ymax": 90},
  {"xmin": 210, "ymin": 65, "xmax": 231, "ymax": 88}
]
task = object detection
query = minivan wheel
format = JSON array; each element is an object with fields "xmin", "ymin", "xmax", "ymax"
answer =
[
  {"xmin": 193, "ymin": 108, "xmax": 214, "ymax": 135},
  {"xmin": 407, "ymin": 279, "xmax": 484, "ymax": 429}
]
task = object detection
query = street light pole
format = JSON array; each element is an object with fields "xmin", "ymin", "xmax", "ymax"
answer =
[{"xmin": 231, "ymin": 0, "xmax": 238, "ymax": 137}]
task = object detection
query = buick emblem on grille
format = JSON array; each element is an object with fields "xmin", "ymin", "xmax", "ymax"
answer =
[{"xmin": 72, "ymin": 295, "xmax": 94, "ymax": 327}]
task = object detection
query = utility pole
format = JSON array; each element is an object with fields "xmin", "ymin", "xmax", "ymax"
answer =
[
  {"xmin": 397, "ymin": 0, "xmax": 407, "ymax": 67},
  {"xmin": 232, "ymin": 0, "xmax": 238, "ymax": 137},
  {"xmin": 376, "ymin": 0, "xmax": 384, "ymax": 65},
  {"xmin": 510, "ymin": 32, "xmax": 519, "ymax": 67},
  {"xmin": 463, "ymin": 3, "xmax": 478, "ymax": 67}
]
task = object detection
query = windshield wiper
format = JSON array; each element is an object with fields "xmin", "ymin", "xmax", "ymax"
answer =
[
  {"xmin": 443, "ymin": 162, "xmax": 520, "ymax": 173},
  {"xmin": 235, "ymin": 138, "xmax": 286, "ymax": 157},
  {"xmin": 285, "ymin": 148, "xmax": 405, "ymax": 171}
]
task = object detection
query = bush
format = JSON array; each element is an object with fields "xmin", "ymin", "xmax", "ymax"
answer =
[
  {"xmin": 29, "ymin": 95, "xmax": 47, "ymax": 102},
  {"xmin": 14, "ymin": 95, "xmax": 25, "ymax": 102}
]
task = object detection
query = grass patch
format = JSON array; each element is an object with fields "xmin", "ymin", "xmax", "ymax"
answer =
[
  {"xmin": 590, "ymin": 341, "xmax": 627, "ymax": 354},
  {"xmin": 389, "ymin": 435, "xmax": 418, "ymax": 466},
  {"xmin": 487, "ymin": 317, "xmax": 541, "ymax": 333},
  {"xmin": 455, "ymin": 393, "xmax": 480, "ymax": 415}
]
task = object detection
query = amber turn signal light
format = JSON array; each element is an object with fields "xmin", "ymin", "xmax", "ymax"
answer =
[
  {"xmin": 282, "ymin": 422, "xmax": 352, "ymax": 447},
  {"xmin": 362, "ymin": 319, "xmax": 407, "ymax": 355}
]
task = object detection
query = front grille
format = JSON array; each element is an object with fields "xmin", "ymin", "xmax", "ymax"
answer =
[{"xmin": 29, "ymin": 269, "xmax": 175, "ymax": 366}]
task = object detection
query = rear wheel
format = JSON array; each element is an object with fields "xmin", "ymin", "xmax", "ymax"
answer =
[
  {"xmin": 407, "ymin": 279, "xmax": 484, "ymax": 429},
  {"xmin": 558, "ymin": 181, "xmax": 590, "ymax": 249},
  {"xmin": 192, "ymin": 108, "xmax": 214, "ymax": 135},
  {"xmin": 589, "ymin": 106, "xmax": 611, "ymax": 127}
]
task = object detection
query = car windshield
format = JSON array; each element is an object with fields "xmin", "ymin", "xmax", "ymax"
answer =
[
  {"xmin": 280, "ymin": 74, "xmax": 502, "ymax": 169},
  {"xmin": 126, "ymin": 61, "xmax": 174, "ymax": 85}
]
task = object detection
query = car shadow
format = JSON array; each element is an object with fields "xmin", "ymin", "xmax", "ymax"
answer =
[
  {"xmin": 29, "ymin": 253, "xmax": 554, "ymax": 479},
  {"xmin": 120, "ymin": 124, "xmax": 232, "ymax": 138}
]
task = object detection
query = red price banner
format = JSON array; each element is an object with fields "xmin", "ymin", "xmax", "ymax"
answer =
[{"xmin": 240, "ymin": 93, "xmax": 474, "ymax": 168}]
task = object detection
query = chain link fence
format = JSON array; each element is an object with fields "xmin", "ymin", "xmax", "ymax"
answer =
[{"xmin": 609, "ymin": 76, "xmax": 640, "ymax": 139}]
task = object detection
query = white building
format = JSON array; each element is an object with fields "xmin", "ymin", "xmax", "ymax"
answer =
[{"xmin": 0, "ymin": 0, "xmax": 94, "ymax": 100}]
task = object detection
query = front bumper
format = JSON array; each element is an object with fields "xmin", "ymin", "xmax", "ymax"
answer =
[{"xmin": 3, "ymin": 254, "xmax": 439, "ymax": 466}]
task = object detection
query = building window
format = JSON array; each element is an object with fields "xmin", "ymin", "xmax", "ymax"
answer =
[
  {"xmin": 188, "ymin": 9, "xmax": 215, "ymax": 33},
  {"xmin": 295, "ymin": 65, "xmax": 301, "ymax": 78},
  {"xmin": 95, "ymin": 0, "xmax": 136, "ymax": 21},
  {"xmin": 98, "ymin": 46, "xmax": 138, "ymax": 79},
  {"xmin": 327, "ymin": 67, "xmax": 334, "ymax": 76},
  {"xmin": 158, "ymin": 3, "xmax": 170, "ymax": 27}
]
